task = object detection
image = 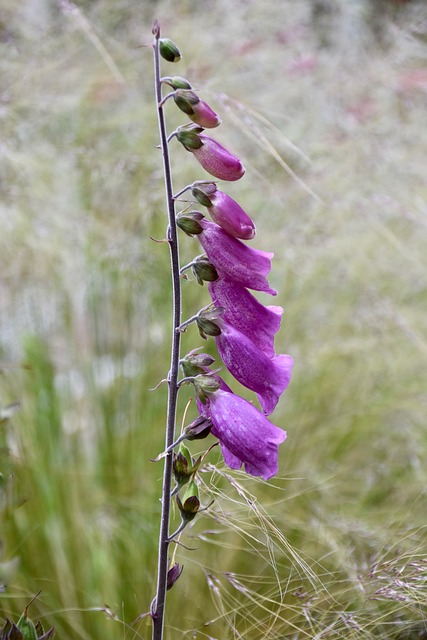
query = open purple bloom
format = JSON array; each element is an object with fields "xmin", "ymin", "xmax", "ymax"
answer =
[
  {"xmin": 204, "ymin": 389, "xmax": 287, "ymax": 480},
  {"xmin": 207, "ymin": 190, "xmax": 256, "ymax": 240},
  {"xmin": 208, "ymin": 278, "xmax": 283, "ymax": 358},
  {"xmin": 192, "ymin": 135, "xmax": 245, "ymax": 181},
  {"xmin": 198, "ymin": 219, "xmax": 277, "ymax": 295},
  {"xmin": 215, "ymin": 320, "xmax": 293, "ymax": 415}
]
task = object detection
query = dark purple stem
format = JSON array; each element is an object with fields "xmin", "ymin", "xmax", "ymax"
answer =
[{"xmin": 151, "ymin": 23, "xmax": 182, "ymax": 640}]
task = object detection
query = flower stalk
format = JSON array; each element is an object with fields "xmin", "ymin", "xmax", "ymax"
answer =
[{"xmin": 151, "ymin": 20, "xmax": 182, "ymax": 640}]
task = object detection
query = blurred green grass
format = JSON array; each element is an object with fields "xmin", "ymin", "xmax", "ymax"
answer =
[{"xmin": 1, "ymin": 0, "xmax": 427, "ymax": 638}]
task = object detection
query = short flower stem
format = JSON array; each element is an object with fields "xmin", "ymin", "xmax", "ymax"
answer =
[
  {"xmin": 158, "ymin": 91, "xmax": 175, "ymax": 108},
  {"xmin": 167, "ymin": 520, "xmax": 188, "ymax": 542},
  {"xmin": 179, "ymin": 261, "xmax": 194, "ymax": 275},
  {"xmin": 167, "ymin": 130, "xmax": 178, "ymax": 143},
  {"xmin": 176, "ymin": 313, "xmax": 199, "ymax": 332},
  {"xmin": 173, "ymin": 184, "xmax": 193, "ymax": 200},
  {"xmin": 177, "ymin": 302, "xmax": 215, "ymax": 332},
  {"xmin": 151, "ymin": 22, "xmax": 182, "ymax": 640},
  {"xmin": 180, "ymin": 256, "xmax": 205, "ymax": 275},
  {"xmin": 177, "ymin": 375, "xmax": 197, "ymax": 388}
]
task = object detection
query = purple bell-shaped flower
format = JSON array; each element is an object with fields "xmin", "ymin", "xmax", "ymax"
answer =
[
  {"xmin": 214, "ymin": 319, "xmax": 293, "ymax": 415},
  {"xmin": 208, "ymin": 277, "xmax": 283, "ymax": 358},
  {"xmin": 197, "ymin": 220, "xmax": 277, "ymax": 295},
  {"xmin": 200, "ymin": 387, "xmax": 287, "ymax": 480}
]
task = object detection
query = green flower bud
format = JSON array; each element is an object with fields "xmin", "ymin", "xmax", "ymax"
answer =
[
  {"xmin": 176, "ymin": 480, "xmax": 200, "ymax": 522},
  {"xmin": 182, "ymin": 479, "xmax": 199, "ymax": 502},
  {"xmin": 194, "ymin": 375, "xmax": 221, "ymax": 394},
  {"xmin": 173, "ymin": 443, "xmax": 193, "ymax": 488},
  {"xmin": 159, "ymin": 38, "xmax": 182, "ymax": 63},
  {"xmin": 176, "ymin": 211, "xmax": 204, "ymax": 236},
  {"xmin": 192, "ymin": 353, "xmax": 215, "ymax": 367},
  {"xmin": 163, "ymin": 76, "xmax": 192, "ymax": 90},
  {"xmin": 180, "ymin": 359, "xmax": 204, "ymax": 378},
  {"xmin": 180, "ymin": 350, "xmax": 215, "ymax": 377}
]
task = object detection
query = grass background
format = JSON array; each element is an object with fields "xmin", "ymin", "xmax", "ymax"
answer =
[{"xmin": 1, "ymin": 0, "xmax": 426, "ymax": 638}]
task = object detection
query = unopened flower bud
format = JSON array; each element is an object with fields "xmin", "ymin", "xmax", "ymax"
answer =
[
  {"xmin": 186, "ymin": 351, "xmax": 216, "ymax": 368},
  {"xmin": 173, "ymin": 443, "xmax": 192, "ymax": 487},
  {"xmin": 205, "ymin": 190, "xmax": 256, "ymax": 240},
  {"xmin": 192, "ymin": 135, "xmax": 245, "ymax": 181},
  {"xmin": 167, "ymin": 562, "xmax": 184, "ymax": 590},
  {"xmin": 191, "ymin": 255, "xmax": 218, "ymax": 285},
  {"xmin": 173, "ymin": 442, "xmax": 202, "ymax": 491},
  {"xmin": 188, "ymin": 100, "xmax": 221, "ymax": 129},
  {"xmin": 176, "ymin": 211, "xmax": 204, "ymax": 236},
  {"xmin": 177, "ymin": 480, "xmax": 200, "ymax": 522},
  {"xmin": 180, "ymin": 351, "xmax": 215, "ymax": 377},
  {"xmin": 163, "ymin": 76, "xmax": 192, "ymax": 90},
  {"xmin": 159, "ymin": 38, "xmax": 182, "ymax": 63}
]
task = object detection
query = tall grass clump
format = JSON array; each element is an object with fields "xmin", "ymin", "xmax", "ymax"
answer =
[{"xmin": 1, "ymin": 0, "xmax": 427, "ymax": 638}]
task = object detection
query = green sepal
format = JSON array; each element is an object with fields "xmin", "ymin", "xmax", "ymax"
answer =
[
  {"xmin": 176, "ymin": 130, "xmax": 204, "ymax": 151},
  {"xmin": 176, "ymin": 211, "xmax": 204, "ymax": 236},
  {"xmin": 196, "ymin": 317, "xmax": 221, "ymax": 340},
  {"xmin": 191, "ymin": 256, "xmax": 218, "ymax": 285},
  {"xmin": 194, "ymin": 375, "xmax": 221, "ymax": 395},
  {"xmin": 1, "ymin": 620, "xmax": 23, "ymax": 640},
  {"xmin": 17, "ymin": 614, "xmax": 38, "ymax": 640},
  {"xmin": 173, "ymin": 443, "xmax": 193, "ymax": 489},
  {"xmin": 191, "ymin": 183, "xmax": 217, "ymax": 207},
  {"xmin": 180, "ymin": 352, "xmax": 215, "ymax": 377},
  {"xmin": 173, "ymin": 90, "xmax": 200, "ymax": 116},
  {"xmin": 176, "ymin": 480, "xmax": 200, "ymax": 523}
]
